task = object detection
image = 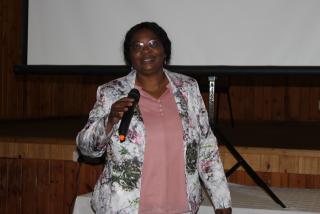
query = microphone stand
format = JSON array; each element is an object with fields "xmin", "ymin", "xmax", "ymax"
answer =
[{"xmin": 208, "ymin": 76, "xmax": 286, "ymax": 208}]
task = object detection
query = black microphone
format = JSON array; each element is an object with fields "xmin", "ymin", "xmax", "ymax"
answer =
[{"xmin": 118, "ymin": 88, "xmax": 140, "ymax": 142}]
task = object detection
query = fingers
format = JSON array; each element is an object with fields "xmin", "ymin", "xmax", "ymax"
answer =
[
  {"xmin": 109, "ymin": 97, "xmax": 135, "ymax": 122},
  {"xmin": 105, "ymin": 97, "xmax": 135, "ymax": 133},
  {"xmin": 111, "ymin": 98, "xmax": 133, "ymax": 112}
]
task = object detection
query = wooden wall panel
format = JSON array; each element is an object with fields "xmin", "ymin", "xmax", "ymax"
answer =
[
  {"xmin": 227, "ymin": 171, "xmax": 320, "ymax": 189},
  {"xmin": 7, "ymin": 158, "xmax": 22, "ymax": 214},
  {"xmin": 78, "ymin": 163, "xmax": 104, "ymax": 194},
  {"xmin": 0, "ymin": 158, "xmax": 8, "ymax": 213},
  {"xmin": 0, "ymin": 0, "xmax": 25, "ymax": 119},
  {"xmin": 270, "ymin": 86, "xmax": 284, "ymax": 120},
  {"xmin": 21, "ymin": 159, "xmax": 37, "ymax": 214},
  {"xmin": 23, "ymin": 75, "xmax": 113, "ymax": 118},
  {"xmin": 1, "ymin": 156, "xmax": 320, "ymax": 214},
  {"xmin": 37, "ymin": 160, "xmax": 50, "ymax": 214},
  {"xmin": 252, "ymin": 77, "xmax": 267, "ymax": 121},
  {"xmin": 0, "ymin": 158, "xmax": 104, "ymax": 214},
  {"xmin": 286, "ymin": 77, "xmax": 302, "ymax": 120},
  {"xmin": 229, "ymin": 76, "xmax": 320, "ymax": 121},
  {"xmin": 49, "ymin": 161, "xmax": 65, "ymax": 214},
  {"xmin": 222, "ymin": 146, "xmax": 320, "ymax": 175},
  {"xmin": 64, "ymin": 162, "xmax": 80, "ymax": 214}
]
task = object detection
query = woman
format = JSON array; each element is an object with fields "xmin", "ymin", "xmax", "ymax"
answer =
[{"xmin": 76, "ymin": 22, "xmax": 231, "ymax": 214}]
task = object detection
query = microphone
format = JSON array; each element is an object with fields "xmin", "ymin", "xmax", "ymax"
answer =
[{"xmin": 118, "ymin": 88, "xmax": 140, "ymax": 142}]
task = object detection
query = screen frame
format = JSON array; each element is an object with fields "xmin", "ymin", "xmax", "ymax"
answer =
[{"xmin": 16, "ymin": 0, "xmax": 320, "ymax": 76}]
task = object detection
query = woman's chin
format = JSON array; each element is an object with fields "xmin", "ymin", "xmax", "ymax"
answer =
[{"xmin": 137, "ymin": 65, "xmax": 163, "ymax": 74}]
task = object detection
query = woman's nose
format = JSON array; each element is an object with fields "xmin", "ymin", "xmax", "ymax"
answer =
[{"xmin": 141, "ymin": 45, "xmax": 152, "ymax": 53}]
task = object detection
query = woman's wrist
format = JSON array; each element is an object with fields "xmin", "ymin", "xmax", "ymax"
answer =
[{"xmin": 105, "ymin": 118, "xmax": 114, "ymax": 134}]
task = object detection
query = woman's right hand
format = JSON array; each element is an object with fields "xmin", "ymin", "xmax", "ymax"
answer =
[{"xmin": 105, "ymin": 97, "xmax": 135, "ymax": 133}]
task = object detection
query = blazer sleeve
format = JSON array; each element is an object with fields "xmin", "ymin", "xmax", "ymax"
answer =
[
  {"xmin": 76, "ymin": 85, "xmax": 116, "ymax": 158},
  {"xmin": 192, "ymin": 80, "xmax": 232, "ymax": 209}
]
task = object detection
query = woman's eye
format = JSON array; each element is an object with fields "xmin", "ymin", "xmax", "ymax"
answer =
[
  {"xmin": 149, "ymin": 40, "xmax": 159, "ymax": 48},
  {"xmin": 131, "ymin": 42, "xmax": 144, "ymax": 51},
  {"xmin": 131, "ymin": 40, "xmax": 160, "ymax": 52}
]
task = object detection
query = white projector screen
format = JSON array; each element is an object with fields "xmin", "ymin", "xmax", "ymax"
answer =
[{"xmin": 27, "ymin": 0, "xmax": 320, "ymax": 66}]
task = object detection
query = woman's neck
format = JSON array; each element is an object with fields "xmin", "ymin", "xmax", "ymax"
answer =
[{"xmin": 136, "ymin": 71, "xmax": 169, "ymax": 99}]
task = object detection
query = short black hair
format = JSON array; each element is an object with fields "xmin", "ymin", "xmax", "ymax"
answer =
[{"xmin": 123, "ymin": 22, "xmax": 171, "ymax": 66}]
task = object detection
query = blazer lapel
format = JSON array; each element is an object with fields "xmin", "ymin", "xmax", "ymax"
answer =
[{"xmin": 164, "ymin": 70, "xmax": 190, "ymax": 146}]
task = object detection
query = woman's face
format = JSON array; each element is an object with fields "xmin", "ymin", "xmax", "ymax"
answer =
[{"xmin": 129, "ymin": 29, "xmax": 166, "ymax": 75}]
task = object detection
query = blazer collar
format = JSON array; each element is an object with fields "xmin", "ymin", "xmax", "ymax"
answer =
[{"xmin": 123, "ymin": 68, "xmax": 183, "ymax": 93}]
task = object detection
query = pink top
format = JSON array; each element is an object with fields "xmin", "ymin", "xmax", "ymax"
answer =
[{"xmin": 137, "ymin": 84, "xmax": 190, "ymax": 214}]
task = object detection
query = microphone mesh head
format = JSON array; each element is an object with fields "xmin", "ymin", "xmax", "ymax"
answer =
[{"xmin": 128, "ymin": 88, "xmax": 140, "ymax": 102}]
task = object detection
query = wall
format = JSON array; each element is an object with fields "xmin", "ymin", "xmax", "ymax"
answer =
[
  {"xmin": 0, "ymin": 158, "xmax": 103, "ymax": 214},
  {"xmin": 1, "ymin": 141, "xmax": 320, "ymax": 213}
]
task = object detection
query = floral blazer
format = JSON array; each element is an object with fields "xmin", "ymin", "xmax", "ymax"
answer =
[{"xmin": 76, "ymin": 69, "xmax": 231, "ymax": 214}]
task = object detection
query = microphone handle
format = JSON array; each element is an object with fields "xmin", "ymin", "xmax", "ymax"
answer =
[{"xmin": 118, "ymin": 104, "xmax": 135, "ymax": 141}]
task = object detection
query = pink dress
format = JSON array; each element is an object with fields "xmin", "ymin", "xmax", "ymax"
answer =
[{"xmin": 137, "ymin": 84, "xmax": 190, "ymax": 214}]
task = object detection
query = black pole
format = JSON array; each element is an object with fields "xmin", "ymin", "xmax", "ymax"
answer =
[{"xmin": 212, "ymin": 125, "xmax": 286, "ymax": 208}]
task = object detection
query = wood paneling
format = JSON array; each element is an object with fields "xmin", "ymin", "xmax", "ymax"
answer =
[
  {"xmin": 0, "ymin": 158, "xmax": 103, "ymax": 214},
  {"xmin": 3, "ymin": 136, "xmax": 320, "ymax": 176},
  {"xmin": 1, "ymin": 138, "xmax": 320, "ymax": 213},
  {"xmin": 0, "ymin": 0, "xmax": 25, "ymax": 119},
  {"xmin": 0, "ymin": 159, "xmax": 7, "ymax": 212},
  {"xmin": 6, "ymin": 158, "xmax": 22, "ymax": 214},
  {"xmin": 1, "ymin": 157, "xmax": 320, "ymax": 214},
  {"xmin": 37, "ymin": 160, "xmax": 50, "ymax": 214},
  {"xmin": 64, "ymin": 161, "xmax": 79, "ymax": 214},
  {"xmin": 227, "ymin": 171, "xmax": 320, "ymax": 189},
  {"xmin": 22, "ymin": 159, "xmax": 37, "ymax": 214},
  {"xmin": 220, "ymin": 146, "xmax": 320, "ymax": 175},
  {"xmin": 49, "ymin": 161, "xmax": 64, "ymax": 214},
  {"xmin": 0, "ymin": 140, "xmax": 75, "ymax": 160}
]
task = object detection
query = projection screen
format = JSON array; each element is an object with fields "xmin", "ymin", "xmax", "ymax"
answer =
[{"xmin": 27, "ymin": 0, "xmax": 320, "ymax": 66}]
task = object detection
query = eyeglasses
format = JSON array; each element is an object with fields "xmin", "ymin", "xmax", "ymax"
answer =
[{"xmin": 130, "ymin": 40, "xmax": 161, "ymax": 52}]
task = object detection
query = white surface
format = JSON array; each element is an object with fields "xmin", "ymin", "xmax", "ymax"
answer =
[
  {"xmin": 28, "ymin": 0, "xmax": 320, "ymax": 66},
  {"xmin": 72, "ymin": 150, "xmax": 79, "ymax": 162},
  {"xmin": 73, "ymin": 184, "xmax": 320, "ymax": 214}
]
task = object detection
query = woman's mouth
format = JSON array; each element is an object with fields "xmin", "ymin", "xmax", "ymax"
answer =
[{"xmin": 142, "ymin": 57, "xmax": 156, "ymax": 64}]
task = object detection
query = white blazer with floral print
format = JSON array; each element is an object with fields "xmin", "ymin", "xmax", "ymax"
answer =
[{"xmin": 76, "ymin": 69, "xmax": 231, "ymax": 214}]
